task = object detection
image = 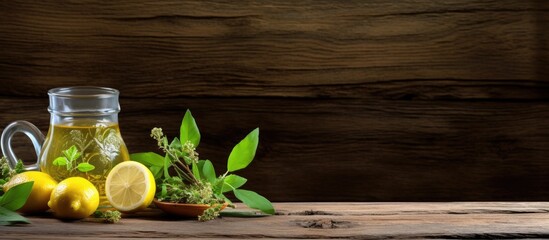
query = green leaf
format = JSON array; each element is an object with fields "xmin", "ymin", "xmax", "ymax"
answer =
[
  {"xmin": 0, "ymin": 181, "xmax": 34, "ymax": 211},
  {"xmin": 180, "ymin": 109, "xmax": 201, "ymax": 147},
  {"xmin": 222, "ymin": 174, "xmax": 247, "ymax": 193},
  {"xmin": 160, "ymin": 184, "xmax": 168, "ymax": 199},
  {"xmin": 182, "ymin": 155, "xmax": 192, "ymax": 165},
  {"xmin": 213, "ymin": 178, "xmax": 225, "ymax": 195},
  {"xmin": 192, "ymin": 162, "xmax": 201, "ymax": 179},
  {"xmin": 77, "ymin": 163, "xmax": 95, "ymax": 172},
  {"xmin": 227, "ymin": 128, "xmax": 259, "ymax": 172},
  {"xmin": 150, "ymin": 166, "xmax": 163, "ymax": 180},
  {"xmin": 191, "ymin": 160, "xmax": 207, "ymax": 179},
  {"xmin": 163, "ymin": 155, "xmax": 171, "ymax": 178},
  {"xmin": 201, "ymin": 160, "xmax": 216, "ymax": 184},
  {"xmin": 0, "ymin": 206, "xmax": 30, "ymax": 225},
  {"xmin": 52, "ymin": 157, "xmax": 68, "ymax": 166},
  {"xmin": 233, "ymin": 189, "xmax": 274, "ymax": 214},
  {"xmin": 63, "ymin": 145, "xmax": 81, "ymax": 161},
  {"xmin": 131, "ymin": 152, "xmax": 165, "ymax": 167},
  {"xmin": 170, "ymin": 137, "xmax": 182, "ymax": 150}
]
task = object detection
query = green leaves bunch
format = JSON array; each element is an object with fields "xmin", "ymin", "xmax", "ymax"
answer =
[
  {"xmin": 0, "ymin": 156, "xmax": 32, "ymax": 226},
  {"xmin": 132, "ymin": 109, "xmax": 274, "ymax": 221},
  {"xmin": 0, "ymin": 181, "xmax": 34, "ymax": 225}
]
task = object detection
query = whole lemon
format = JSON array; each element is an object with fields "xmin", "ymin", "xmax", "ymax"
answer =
[
  {"xmin": 3, "ymin": 171, "xmax": 58, "ymax": 213},
  {"xmin": 48, "ymin": 177, "xmax": 99, "ymax": 219}
]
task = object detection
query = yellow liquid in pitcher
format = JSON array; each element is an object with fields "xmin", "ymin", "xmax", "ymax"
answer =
[{"xmin": 39, "ymin": 120, "xmax": 129, "ymax": 206}]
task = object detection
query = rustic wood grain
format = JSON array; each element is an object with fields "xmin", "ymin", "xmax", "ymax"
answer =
[
  {"xmin": 0, "ymin": 1, "xmax": 548, "ymax": 99},
  {"xmin": 0, "ymin": 1, "xmax": 548, "ymax": 201},
  {"xmin": 3, "ymin": 202, "xmax": 549, "ymax": 239},
  {"xmin": 1, "ymin": 97, "xmax": 548, "ymax": 201}
]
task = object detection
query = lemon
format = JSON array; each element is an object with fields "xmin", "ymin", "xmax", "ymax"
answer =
[
  {"xmin": 105, "ymin": 161, "xmax": 155, "ymax": 213},
  {"xmin": 3, "ymin": 171, "xmax": 58, "ymax": 213},
  {"xmin": 48, "ymin": 177, "xmax": 99, "ymax": 219}
]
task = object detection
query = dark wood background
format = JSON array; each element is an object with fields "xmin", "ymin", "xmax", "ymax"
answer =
[{"xmin": 0, "ymin": 1, "xmax": 548, "ymax": 201}]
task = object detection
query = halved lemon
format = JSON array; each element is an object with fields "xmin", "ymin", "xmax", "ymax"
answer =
[{"xmin": 105, "ymin": 161, "xmax": 156, "ymax": 213}]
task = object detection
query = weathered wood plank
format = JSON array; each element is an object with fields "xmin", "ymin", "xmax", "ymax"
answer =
[
  {"xmin": 1, "ymin": 97, "xmax": 548, "ymax": 201},
  {"xmin": 1, "ymin": 0, "xmax": 549, "ymax": 201},
  {"xmin": 3, "ymin": 202, "xmax": 549, "ymax": 239},
  {"xmin": 0, "ymin": 1, "xmax": 547, "ymax": 99}
]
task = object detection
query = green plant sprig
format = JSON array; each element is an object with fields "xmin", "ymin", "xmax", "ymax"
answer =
[
  {"xmin": 131, "ymin": 109, "xmax": 275, "ymax": 221},
  {"xmin": 52, "ymin": 145, "xmax": 96, "ymax": 173},
  {"xmin": 93, "ymin": 210, "xmax": 122, "ymax": 223},
  {"xmin": 150, "ymin": 128, "xmax": 200, "ymax": 185},
  {"xmin": 0, "ymin": 157, "xmax": 24, "ymax": 191}
]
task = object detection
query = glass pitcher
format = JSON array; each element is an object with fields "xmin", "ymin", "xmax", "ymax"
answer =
[{"xmin": 1, "ymin": 86, "xmax": 130, "ymax": 205}]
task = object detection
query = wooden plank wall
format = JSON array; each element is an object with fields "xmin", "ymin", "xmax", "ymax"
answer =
[{"xmin": 0, "ymin": 1, "xmax": 548, "ymax": 201}]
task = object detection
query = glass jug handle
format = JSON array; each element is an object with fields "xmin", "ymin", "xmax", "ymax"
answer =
[{"xmin": 1, "ymin": 121, "xmax": 45, "ymax": 171}]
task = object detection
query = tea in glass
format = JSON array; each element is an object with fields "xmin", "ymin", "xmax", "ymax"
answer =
[
  {"xmin": 0, "ymin": 87, "xmax": 130, "ymax": 207},
  {"xmin": 40, "ymin": 120, "xmax": 129, "ymax": 205}
]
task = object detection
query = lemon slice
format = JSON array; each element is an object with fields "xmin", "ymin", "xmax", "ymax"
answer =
[{"xmin": 105, "ymin": 161, "xmax": 156, "ymax": 213}]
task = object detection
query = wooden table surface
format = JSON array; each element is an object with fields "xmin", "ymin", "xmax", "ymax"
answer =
[{"xmin": 3, "ymin": 202, "xmax": 549, "ymax": 239}]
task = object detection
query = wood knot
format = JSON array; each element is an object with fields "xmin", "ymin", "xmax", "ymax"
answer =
[{"xmin": 292, "ymin": 219, "xmax": 352, "ymax": 229}]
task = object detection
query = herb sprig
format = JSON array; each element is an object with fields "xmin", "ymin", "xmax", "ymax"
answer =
[
  {"xmin": 93, "ymin": 210, "xmax": 122, "ymax": 223},
  {"xmin": 131, "ymin": 110, "xmax": 274, "ymax": 221},
  {"xmin": 1, "ymin": 156, "xmax": 24, "ymax": 190},
  {"xmin": 52, "ymin": 145, "xmax": 96, "ymax": 173}
]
